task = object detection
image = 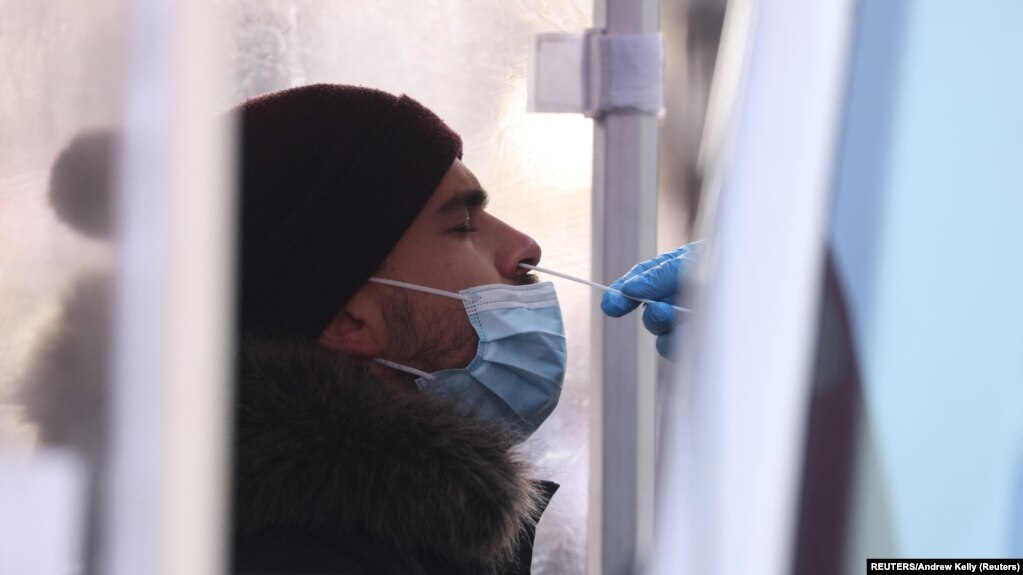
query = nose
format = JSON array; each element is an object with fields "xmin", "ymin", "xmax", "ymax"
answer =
[{"xmin": 494, "ymin": 218, "xmax": 541, "ymax": 280}]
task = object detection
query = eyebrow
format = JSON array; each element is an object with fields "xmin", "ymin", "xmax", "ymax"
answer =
[{"xmin": 436, "ymin": 188, "xmax": 489, "ymax": 214}]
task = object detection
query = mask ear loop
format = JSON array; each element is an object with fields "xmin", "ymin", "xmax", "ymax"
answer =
[
  {"xmin": 373, "ymin": 358, "xmax": 436, "ymax": 381},
  {"xmin": 368, "ymin": 277, "xmax": 470, "ymax": 301},
  {"xmin": 367, "ymin": 277, "xmax": 470, "ymax": 382}
]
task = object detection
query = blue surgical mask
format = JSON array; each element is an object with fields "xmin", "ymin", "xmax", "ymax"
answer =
[{"xmin": 368, "ymin": 277, "xmax": 567, "ymax": 438}]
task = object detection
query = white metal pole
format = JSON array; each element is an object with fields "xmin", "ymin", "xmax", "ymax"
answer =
[
  {"xmin": 105, "ymin": 1, "xmax": 235, "ymax": 574},
  {"xmin": 589, "ymin": 1, "xmax": 660, "ymax": 574}
]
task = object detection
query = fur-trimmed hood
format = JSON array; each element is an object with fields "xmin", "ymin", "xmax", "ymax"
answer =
[{"xmin": 233, "ymin": 338, "xmax": 548, "ymax": 573}]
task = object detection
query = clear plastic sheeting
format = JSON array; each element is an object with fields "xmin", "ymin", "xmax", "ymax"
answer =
[
  {"xmin": 218, "ymin": 2, "xmax": 593, "ymax": 573},
  {"xmin": 0, "ymin": 0, "xmax": 127, "ymax": 573}
]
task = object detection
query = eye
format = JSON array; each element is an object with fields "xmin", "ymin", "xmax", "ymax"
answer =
[{"xmin": 452, "ymin": 214, "xmax": 477, "ymax": 234}]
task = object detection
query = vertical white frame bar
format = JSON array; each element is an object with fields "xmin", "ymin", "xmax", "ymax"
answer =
[
  {"xmin": 589, "ymin": 1, "xmax": 660, "ymax": 574},
  {"xmin": 105, "ymin": 1, "xmax": 235, "ymax": 574},
  {"xmin": 650, "ymin": 1, "xmax": 854, "ymax": 574}
]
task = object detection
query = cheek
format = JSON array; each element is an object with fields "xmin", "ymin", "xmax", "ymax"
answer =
[
  {"xmin": 396, "ymin": 295, "xmax": 480, "ymax": 371},
  {"xmin": 447, "ymin": 241, "xmax": 505, "ymax": 283},
  {"xmin": 389, "ymin": 289, "xmax": 464, "ymax": 334},
  {"xmin": 442, "ymin": 305, "xmax": 479, "ymax": 360},
  {"xmin": 425, "ymin": 297, "xmax": 475, "ymax": 339}
]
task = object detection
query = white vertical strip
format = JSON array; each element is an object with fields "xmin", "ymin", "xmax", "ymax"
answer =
[
  {"xmin": 164, "ymin": 2, "xmax": 235, "ymax": 575},
  {"xmin": 105, "ymin": 1, "xmax": 234, "ymax": 574},
  {"xmin": 0, "ymin": 451, "xmax": 85, "ymax": 575},
  {"xmin": 106, "ymin": 0, "xmax": 172, "ymax": 571},
  {"xmin": 650, "ymin": 1, "xmax": 854, "ymax": 575},
  {"xmin": 589, "ymin": 1, "xmax": 660, "ymax": 574}
]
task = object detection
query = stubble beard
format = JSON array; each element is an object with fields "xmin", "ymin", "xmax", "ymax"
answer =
[{"xmin": 379, "ymin": 286, "xmax": 479, "ymax": 382}]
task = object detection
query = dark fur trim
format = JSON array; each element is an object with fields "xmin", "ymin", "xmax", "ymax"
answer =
[{"xmin": 234, "ymin": 339, "xmax": 542, "ymax": 573}]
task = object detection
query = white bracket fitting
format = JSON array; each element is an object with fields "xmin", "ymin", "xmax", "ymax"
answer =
[{"xmin": 528, "ymin": 28, "xmax": 663, "ymax": 117}]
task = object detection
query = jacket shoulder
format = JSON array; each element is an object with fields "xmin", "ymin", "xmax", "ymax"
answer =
[{"xmin": 234, "ymin": 529, "xmax": 427, "ymax": 575}]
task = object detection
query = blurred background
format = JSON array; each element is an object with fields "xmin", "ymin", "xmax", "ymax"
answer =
[{"xmin": 1, "ymin": 1, "xmax": 1020, "ymax": 574}]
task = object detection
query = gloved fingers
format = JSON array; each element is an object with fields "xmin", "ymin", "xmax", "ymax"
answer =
[
  {"xmin": 620, "ymin": 240, "xmax": 704, "ymax": 302},
  {"xmin": 655, "ymin": 333, "xmax": 674, "ymax": 359},
  {"xmin": 680, "ymin": 238, "xmax": 706, "ymax": 255},
  {"xmin": 620, "ymin": 257, "xmax": 680, "ymax": 302},
  {"xmin": 620, "ymin": 245, "xmax": 688, "ymax": 279},
  {"xmin": 603, "ymin": 240, "xmax": 706, "ymax": 318},
  {"xmin": 655, "ymin": 322, "xmax": 690, "ymax": 360},
  {"xmin": 621, "ymin": 240, "xmax": 705, "ymax": 283},
  {"xmin": 641, "ymin": 301, "xmax": 677, "ymax": 335},
  {"xmin": 600, "ymin": 277, "xmax": 641, "ymax": 317},
  {"xmin": 604, "ymin": 255, "xmax": 671, "ymax": 316}
]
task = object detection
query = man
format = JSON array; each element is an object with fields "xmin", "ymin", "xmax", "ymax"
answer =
[{"xmin": 232, "ymin": 84, "xmax": 563, "ymax": 575}]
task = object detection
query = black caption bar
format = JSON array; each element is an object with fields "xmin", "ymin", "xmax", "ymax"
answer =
[{"xmin": 868, "ymin": 560, "xmax": 1021, "ymax": 572}]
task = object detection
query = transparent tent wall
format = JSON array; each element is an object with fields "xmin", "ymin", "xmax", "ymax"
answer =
[
  {"xmin": 0, "ymin": 1, "xmax": 127, "ymax": 573},
  {"xmin": 217, "ymin": 2, "xmax": 593, "ymax": 572},
  {"xmin": 0, "ymin": 2, "xmax": 730, "ymax": 573}
]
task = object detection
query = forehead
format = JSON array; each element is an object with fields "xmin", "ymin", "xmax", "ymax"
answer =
[{"xmin": 423, "ymin": 159, "xmax": 482, "ymax": 209}]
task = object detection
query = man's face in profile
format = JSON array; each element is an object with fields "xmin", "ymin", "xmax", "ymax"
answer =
[{"xmin": 319, "ymin": 159, "xmax": 542, "ymax": 378}]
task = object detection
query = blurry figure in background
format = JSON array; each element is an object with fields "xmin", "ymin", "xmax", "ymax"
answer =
[
  {"xmin": 19, "ymin": 129, "xmax": 119, "ymax": 575},
  {"xmin": 232, "ymin": 84, "xmax": 564, "ymax": 575},
  {"xmin": 600, "ymin": 240, "xmax": 705, "ymax": 358}
]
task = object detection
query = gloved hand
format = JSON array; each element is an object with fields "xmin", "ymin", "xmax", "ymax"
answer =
[{"xmin": 600, "ymin": 240, "xmax": 704, "ymax": 358}]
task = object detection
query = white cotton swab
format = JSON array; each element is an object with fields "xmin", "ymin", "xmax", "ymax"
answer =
[{"xmin": 519, "ymin": 263, "xmax": 691, "ymax": 314}]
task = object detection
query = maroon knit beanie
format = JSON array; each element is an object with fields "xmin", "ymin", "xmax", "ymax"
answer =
[{"xmin": 236, "ymin": 84, "xmax": 462, "ymax": 339}]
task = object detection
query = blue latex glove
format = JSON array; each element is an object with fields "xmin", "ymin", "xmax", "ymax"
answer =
[{"xmin": 600, "ymin": 240, "xmax": 705, "ymax": 358}]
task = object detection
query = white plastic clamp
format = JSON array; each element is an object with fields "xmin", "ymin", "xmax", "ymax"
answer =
[{"xmin": 528, "ymin": 28, "xmax": 663, "ymax": 117}]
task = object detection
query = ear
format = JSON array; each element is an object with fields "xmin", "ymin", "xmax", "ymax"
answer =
[{"xmin": 318, "ymin": 308, "xmax": 386, "ymax": 357}]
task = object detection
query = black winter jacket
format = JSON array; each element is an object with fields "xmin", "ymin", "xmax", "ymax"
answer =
[{"xmin": 232, "ymin": 339, "xmax": 558, "ymax": 574}]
